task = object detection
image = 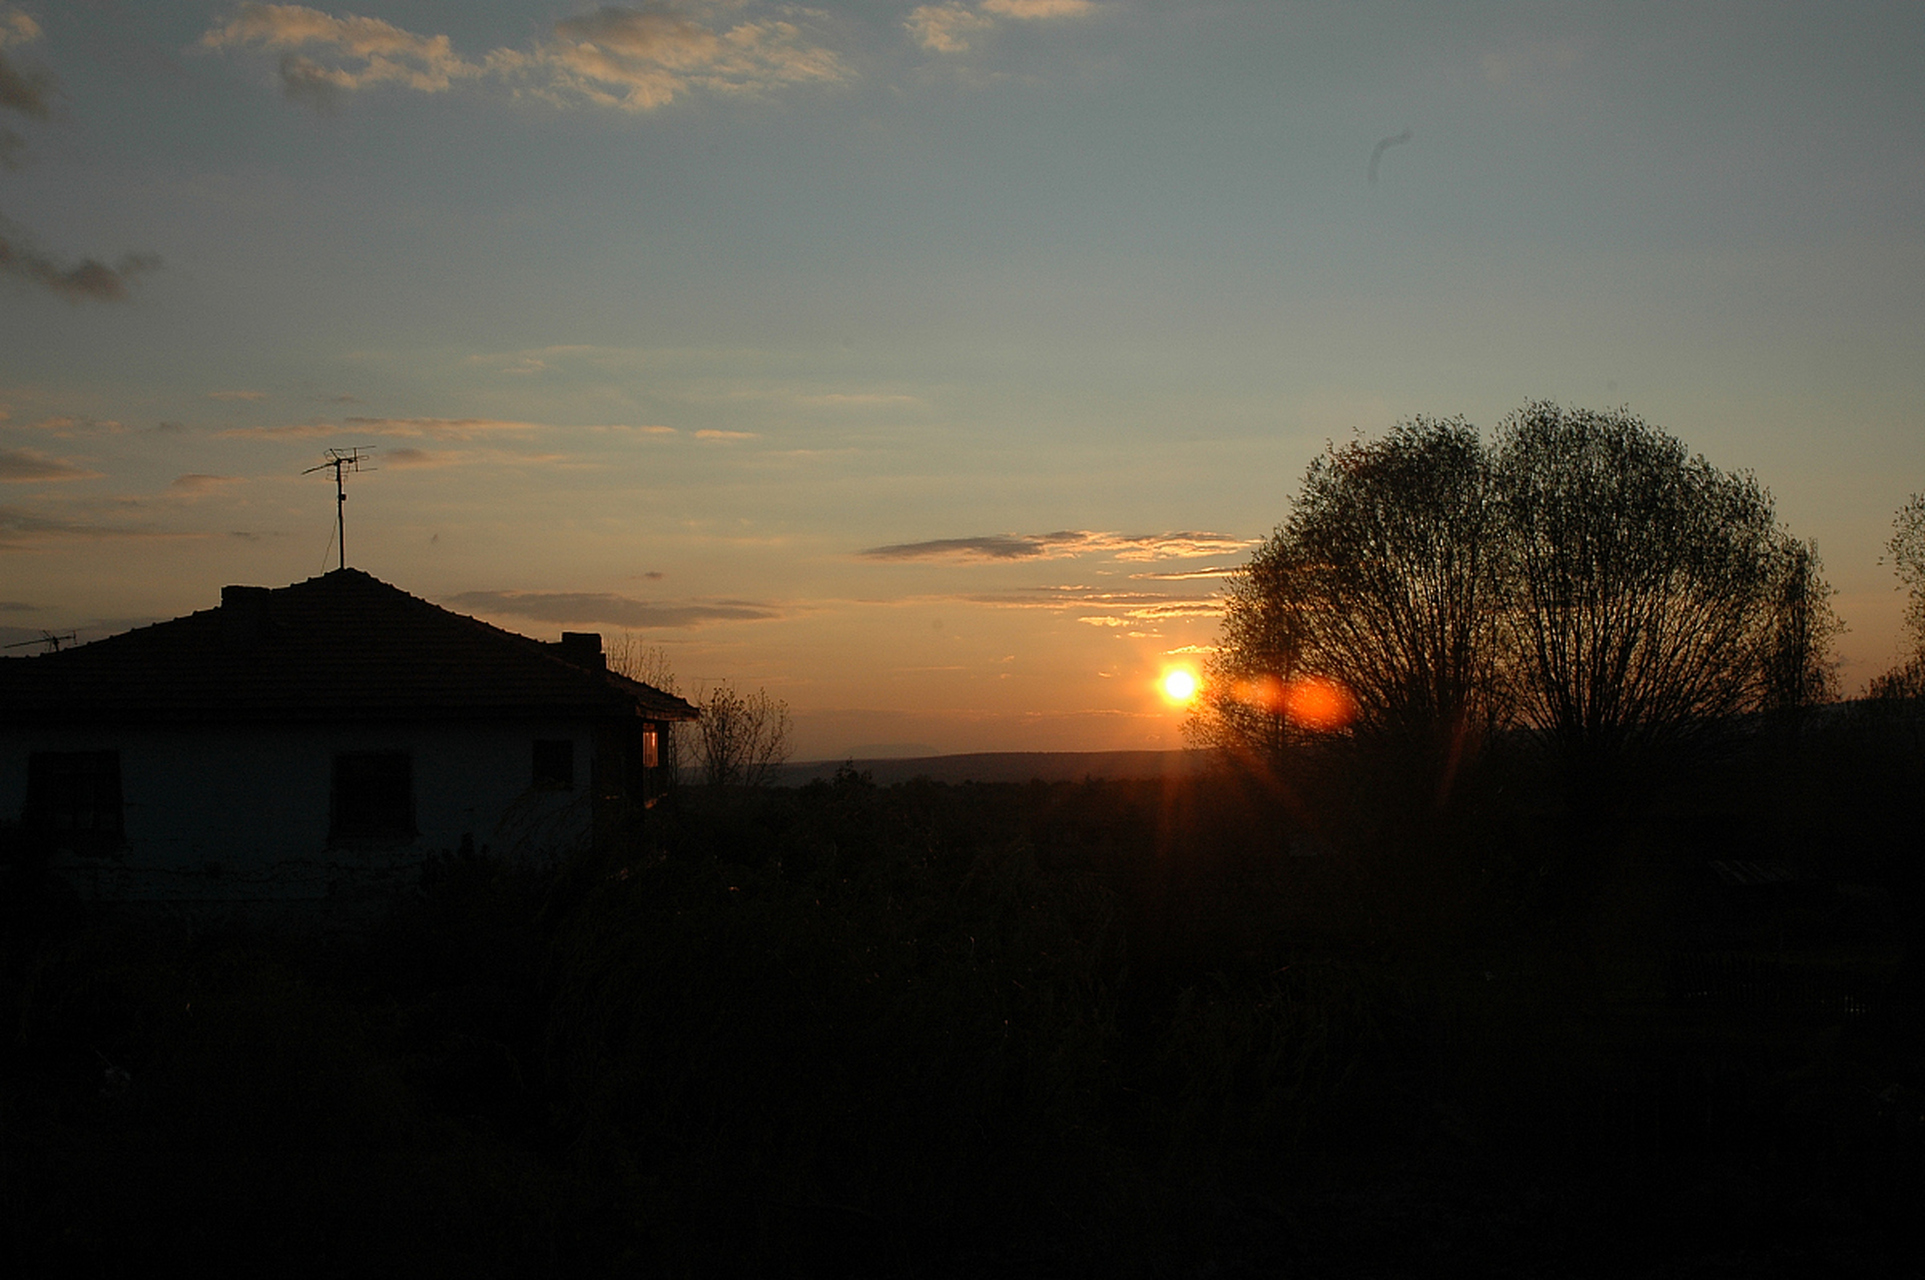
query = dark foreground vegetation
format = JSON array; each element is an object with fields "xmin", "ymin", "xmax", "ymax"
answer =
[{"xmin": 5, "ymin": 701, "xmax": 1923, "ymax": 1277}]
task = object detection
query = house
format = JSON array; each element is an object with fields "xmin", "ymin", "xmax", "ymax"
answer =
[{"xmin": 0, "ymin": 569, "xmax": 697, "ymax": 904}]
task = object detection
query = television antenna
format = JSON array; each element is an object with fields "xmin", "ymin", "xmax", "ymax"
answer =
[
  {"xmin": 304, "ymin": 447, "xmax": 376, "ymax": 571},
  {"xmin": 3, "ymin": 630, "xmax": 78, "ymax": 653}
]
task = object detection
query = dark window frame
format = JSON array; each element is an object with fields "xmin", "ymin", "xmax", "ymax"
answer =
[
  {"xmin": 23, "ymin": 750, "xmax": 124, "ymax": 856},
  {"xmin": 329, "ymin": 750, "xmax": 416, "ymax": 844},
  {"xmin": 532, "ymin": 738, "xmax": 575, "ymax": 791}
]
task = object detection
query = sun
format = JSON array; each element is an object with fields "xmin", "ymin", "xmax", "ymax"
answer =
[{"xmin": 1160, "ymin": 667, "xmax": 1198, "ymax": 704}]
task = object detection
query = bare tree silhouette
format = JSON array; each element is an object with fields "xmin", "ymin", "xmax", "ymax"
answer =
[
  {"xmin": 1494, "ymin": 403, "xmax": 1819, "ymax": 770},
  {"xmin": 1871, "ymin": 493, "xmax": 1925, "ymax": 699}
]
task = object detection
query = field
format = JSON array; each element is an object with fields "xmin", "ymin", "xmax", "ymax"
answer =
[{"xmin": 4, "ymin": 706, "xmax": 1922, "ymax": 1277}]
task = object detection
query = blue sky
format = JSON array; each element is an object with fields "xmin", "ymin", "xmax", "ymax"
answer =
[{"xmin": 4, "ymin": 1, "xmax": 1923, "ymax": 756}]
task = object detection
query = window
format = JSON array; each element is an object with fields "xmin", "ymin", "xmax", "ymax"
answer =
[
  {"xmin": 642, "ymin": 727, "xmax": 659, "ymax": 770},
  {"xmin": 24, "ymin": 750, "xmax": 123, "ymax": 854},
  {"xmin": 330, "ymin": 751, "xmax": 414, "ymax": 841},
  {"xmin": 532, "ymin": 739, "xmax": 574, "ymax": 791}
]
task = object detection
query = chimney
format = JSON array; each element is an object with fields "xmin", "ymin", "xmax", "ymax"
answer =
[
  {"xmin": 556, "ymin": 631, "xmax": 606, "ymax": 670},
  {"xmin": 220, "ymin": 585, "xmax": 272, "ymax": 648}
]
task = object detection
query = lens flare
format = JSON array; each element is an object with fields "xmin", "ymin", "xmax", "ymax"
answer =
[
  {"xmin": 1228, "ymin": 673, "xmax": 1357, "ymax": 730},
  {"xmin": 1280, "ymin": 677, "xmax": 1356, "ymax": 730},
  {"xmin": 1160, "ymin": 668, "xmax": 1199, "ymax": 703}
]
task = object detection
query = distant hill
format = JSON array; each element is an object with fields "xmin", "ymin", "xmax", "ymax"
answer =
[{"xmin": 772, "ymin": 749, "xmax": 1213, "ymax": 787}]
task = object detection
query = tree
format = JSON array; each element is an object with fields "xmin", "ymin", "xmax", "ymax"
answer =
[
  {"xmin": 695, "ymin": 683, "xmax": 793, "ymax": 788},
  {"xmin": 1870, "ymin": 493, "xmax": 1925, "ymax": 699},
  {"xmin": 1493, "ymin": 402, "xmax": 1822, "ymax": 767},
  {"xmin": 1199, "ymin": 403, "xmax": 1841, "ymax": 793},
  {"xmin": 1192, "ymin": 418, "xmax": 1502, "ymax": 766},
  {"xmin": 1762, "ymin": 535, "xmax": 1842, "ymax": 712}
]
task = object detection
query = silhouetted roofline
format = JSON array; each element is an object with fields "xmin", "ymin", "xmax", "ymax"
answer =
[{"xmin": 0, "ymin": 568, "xmax": 698, "ymax": 726}]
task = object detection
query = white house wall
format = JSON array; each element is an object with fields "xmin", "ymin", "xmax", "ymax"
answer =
[{"xmin": 0, "ymin": 721, "xmax": 598, "ymax": 902}]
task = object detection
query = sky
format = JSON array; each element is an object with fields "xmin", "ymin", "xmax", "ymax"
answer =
[{"xmin": 3, "ymin": 1, "xmax": 1923, "ymax": 759}]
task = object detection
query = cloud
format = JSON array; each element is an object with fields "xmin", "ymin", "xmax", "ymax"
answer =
[
  {"xmin": 965, "ymin": 584, "xmax": 1221, "ymax": 617},
  {"xmin": 361, "ymin": 444, "xmax": 571, "ymax": 469},
  {"xmin": 0, "ymin": 9, "xmax": 50, "ymax": 121},
  {"xmin": 169, "ymin": 473, "xmax": 244, "ymax": 495},
  {"xmin": 0, "ymin": 448, "xmax": 102, "ymax": 483},
  {"xmin": 859, "ymin": 529, "xmax": 1253, "ymax": 562},
  {"xmin": 20, "ymin": 415, "xmax": 125, "ymax": 437},
  {"xmin": 694, "ymin": 428, "xmax": 756, "ymax": 441},
  {"xmin": 0, "ymin": 504, "xmax": 165, "ymax": 548},
  {"xmin": 536, "ymin": 4, "xmax": 846, "ymax": 110},
  {"xmin": 380, "ymin": 447, "xmax": 446, "ymax": 468},
  {"xmin": 221, "ymin": 416, "xmax": 549, "ymax": 440},
  {"xmin": 203, "ymin": 3, "xmax": 845, "ymax": 114},
  {"xmin": 908, "ymin": 0, "xmax": 1094, "ymax": 53},
  {"xmin": 0, "ymin": 597, "xmax": 32, "ymax": 610},
  {"xmin": 200, "ymin": 3, "xmax": 482, "ymax": 108},
  {"xmin": 981, "ymin": 0, "xmax": 1095, "ymax": 17},
  {"xmin": 0, "ymin": 18, "xmax": 162, "ymax": 303},
  {"xmin": 209, "ymin": 389, "xmax": 268, "ymax": 401},
  {"xmin": 345, "ymin": 415, "xmax": 545, "ymax": 439},
  {"xmin": 906, "ymin": 4, "xmax": 995, "ymax": 53},
  {"xmin": 1128, "ymin": 566, "xmax": 1241, "ymax": 581},
  {"xmin": 446, "ymin": 589, "xmax": 779, "ymax": 629},
  {"xmin": 0, "ymin": 222, "xmax": 161, "ymax": 303}
]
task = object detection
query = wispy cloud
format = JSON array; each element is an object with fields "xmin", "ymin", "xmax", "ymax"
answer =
[
  {"xmin": 982, "ymin": 0, "xmax": 1095, "ymax": 17},
  {"xmin": 906, "ymin": 4, "xmax": 995, "ymax": 54},
  {"xmin": 694, "ymin": 428, "xmax": 757, "ymax": 441},
  {"xmin": 0, "ymin": 218, "xmax": 161, "ymax": 303},
  {"xmin": 2, "ymin": 16, "xmax": 162, "ymax": 303},
  {"xmin": 963, "ymin": 584, "xmax": 1221, "ymax": 617},
  {"xmin": 446, "ymin": 589, "xmax": 780, "ymax": 628},
  {"xmin": 908, "ymin": 0, "xmax": 1095, "ymax": 54},
  {"xmin": 0, "ymin": 448, "xmax": 102, "ymax": 483},
  {"xmin": 378, "ymin": 445, "xmax": 571, "ymax": 469},
  {"xmin": 0, "ymin": 504, "xmax": 173, "ymax": 548},
  {"xmin": 859, "ymin": 529, "xmax": 1253, "ymax": 562},
  {"xmin": 585, "ymin": 423, "xmax": 676, "ymax": 436},
  {"xmin": 169, "ymin": 473, "xmax": 245, "ymax": 495},
  {"xmin": 202, "ymin": 3, "xmax": 846, "ymax": 113},
  {"xmin": 1127, "ymin": 565, "xmax": 1241, "ymax": 580},
  {"xmin": 0, "ymin": 9, "xmax": 50, "ymax": 120},
  {"xmin": 221, "ymin": 415, "xmax": 549, "ymax": 440},
  {"xmin": 17, "ymin": 415, "xmax": 125, "ymax": 437}
]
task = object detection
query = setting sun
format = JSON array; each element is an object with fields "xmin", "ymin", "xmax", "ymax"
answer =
[{"xmin": 1160, "ymin": 668, "xmax": 1199, "ymax": 704}]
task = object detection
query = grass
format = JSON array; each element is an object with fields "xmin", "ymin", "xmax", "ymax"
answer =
[{"xmin": 3, "ymin": 718, "xmax": 1922, "ymax": 1276}]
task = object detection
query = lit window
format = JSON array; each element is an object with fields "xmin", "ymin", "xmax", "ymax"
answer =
[{"xmin": 642, "ymin": 727, "xmax": 659, "ymax": 770}]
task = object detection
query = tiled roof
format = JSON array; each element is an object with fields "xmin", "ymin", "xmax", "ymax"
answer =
[{"xmin": 0, "ymin": 569, "xmax": 698, "ymax": 726}]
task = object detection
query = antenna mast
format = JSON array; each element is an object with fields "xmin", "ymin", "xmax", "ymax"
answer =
[
  {"xmin": 3, "ymin": 630, "xmax": 78, "ymax": 653},
  {"xmin": 303, "ymin": 447, "xmax": 376, "ymax": 570}
]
